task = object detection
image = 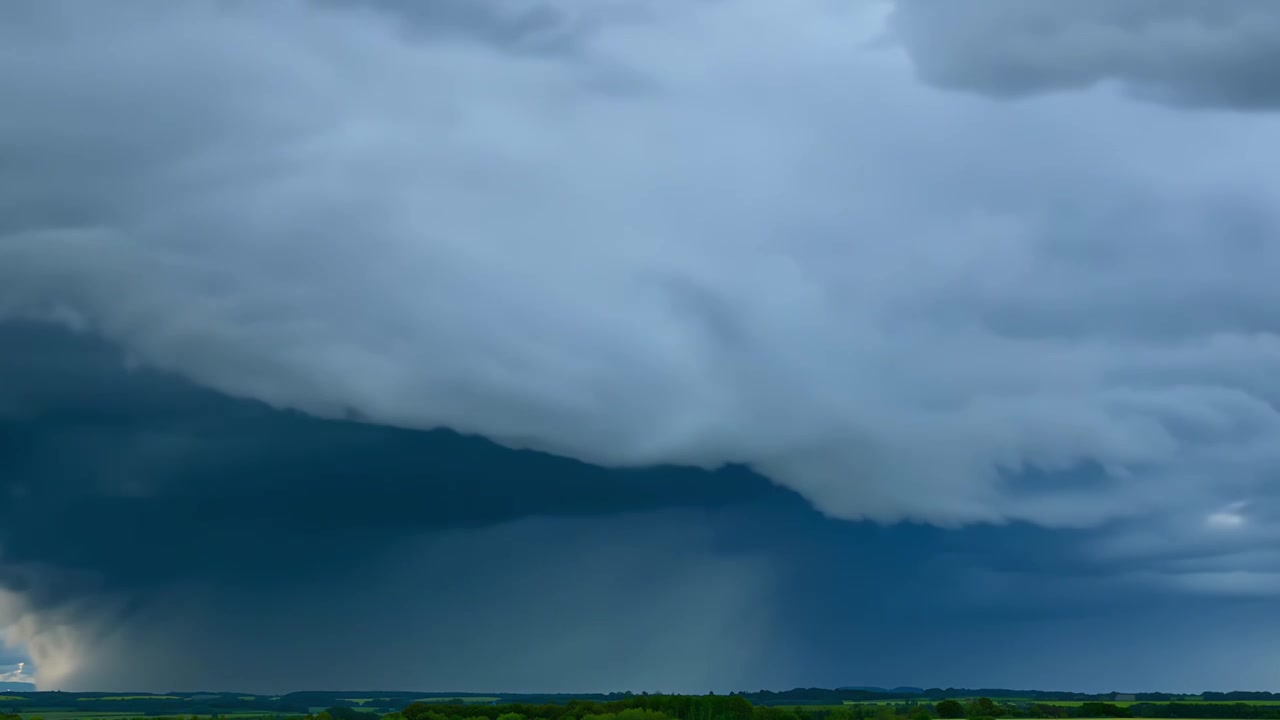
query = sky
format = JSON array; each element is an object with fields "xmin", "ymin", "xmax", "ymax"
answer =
[{"xmin": 2, "ymin": 0, "xmax": 1280, "ymax": 695}]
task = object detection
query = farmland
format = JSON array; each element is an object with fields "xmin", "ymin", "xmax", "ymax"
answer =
[
  {"xmin": 842, "ymin": 701, "xmax": 1280, "ymax": 709},
  {"xmin": 3, "ymin": 690, "xmax": 1280, "ymax": 720}
]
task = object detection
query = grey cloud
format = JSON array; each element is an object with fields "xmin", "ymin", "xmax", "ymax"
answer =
[
  {"xmin": 3, "ymin": 0, "xmax": 1280, "ymax": 536},
  {"xmin": 890, "ymin": 0, "xmax": 1280, "ymax": 109}
]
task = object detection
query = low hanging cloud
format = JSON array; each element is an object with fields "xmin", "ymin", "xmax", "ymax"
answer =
[
  {"xmin": 890, "ymin": 0, "xmax": 1280, "ymax": 109},
  {"xmin": 3, "ymin": 0, "xmax": 1280, "ymax": 535},
  {"xmin": 0, "ymin": 513, "xmax": 781, "ymax": 693}
]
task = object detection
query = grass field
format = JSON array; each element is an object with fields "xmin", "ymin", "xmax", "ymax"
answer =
[
  {"xmin": 413, "ymin": 698, "xmax": 500, "ymax": 705},
  {"xmin": 998, "ymin": 700, "xmax": 1280, "ymax": 708},
  {"xmin": 21, "ymin": 707, "xmax": 285, "ymax": 712},
  {"xmin": 840, "ymin": 698, "xmax": 1280, "ymax": 708}
]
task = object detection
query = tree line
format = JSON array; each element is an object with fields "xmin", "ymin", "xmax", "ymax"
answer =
[
  {"xmin": 10, "ymin": 693, "xmax": 1280, "ymax": 720},
  {"xmin": 297, "ymin": 695, "xmax": 1280, "ymax": 720}
]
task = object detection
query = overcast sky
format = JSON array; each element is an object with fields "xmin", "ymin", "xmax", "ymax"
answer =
[{"xmin": 3, "ymin": 0, "xmax": 1280, "ymax": 694}]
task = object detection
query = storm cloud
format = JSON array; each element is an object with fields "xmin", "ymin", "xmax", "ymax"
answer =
[
  {"xmin": 0, "ymin": 323, "xmax": 789, "ymax": 689},
  {"xmin": 5, "ymin": 326, "xmax": 1279, "ymax": 692},
  {"xmin": 2, "ymin": 0, "xmax": 1280, "ymax": 693}
]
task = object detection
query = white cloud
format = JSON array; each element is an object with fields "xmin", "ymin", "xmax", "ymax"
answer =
[
  {"xmin": 0, "ymin": 589, "xmax": 86, "ymax": 690},
  {"xmin": 0, "ymin": 660, "xmax": 28, "ymax": 684},
  {"xmin": 2, "ymin": 0, "xmax": 1280, "ymax": 534}
]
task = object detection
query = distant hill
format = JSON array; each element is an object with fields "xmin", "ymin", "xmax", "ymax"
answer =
[
  {"xmin": 838, "ymin": 687, "xmax": 925, "ymax": 695},
  {"xmin": 0, "ymin": 681, "xmax": 35, "ymax": 691}
]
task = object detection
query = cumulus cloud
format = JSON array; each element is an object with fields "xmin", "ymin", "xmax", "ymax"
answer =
[
  {"xmin": 3, "ymin": 0, "xmax": 1280, "ymax": 537},
  {"xmin": 891, "ymin": 0, "xmax": 1280, "ymax": 109}
]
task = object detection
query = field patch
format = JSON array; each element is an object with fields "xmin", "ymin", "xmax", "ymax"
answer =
[
  {"xmin": 24, "ymin": 714, "xmax": 283, "ymax": 720},
  {"xmin": 843, "ymin": 697, "xmax": 1280, "ymax": 709}
]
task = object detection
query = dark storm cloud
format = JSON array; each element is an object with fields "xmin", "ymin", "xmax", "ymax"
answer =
[
  {"xmin": 3, "ymin": 0, "xmax": 1280, "ymax": 693},
  {"xmin": 0, "ymin": 322, "xmax": 778, "ymax": 587},
  {"xmin": 0, "ymin": 322, "xmax": 793, "ymax": 689},
  {"xmin": 890, "ymin": 0, "xmax": 1280, "ymax": 109}
]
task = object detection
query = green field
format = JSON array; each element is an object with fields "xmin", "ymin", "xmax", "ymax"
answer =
[
  {"xmin": 21, "ymin": 707, "xmax": 282, "ymax": 712},
  {"xmin": 840, "ymin": 698, "xmax": 1280, "ymax": 709},
  {"xmin": 413, "ymin": 698, "xmax": 500, "ymax": 705},
  {"xmin": 1003, "ymin": 700, "xmax": 1280, "ymax": 708}
]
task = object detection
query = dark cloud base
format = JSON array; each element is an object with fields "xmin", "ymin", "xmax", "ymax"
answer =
[
  {"xmin": 0, "ymin": 321, "xmax": 800, "ymax": 690},
  {"xmin": 0, "ymin": 321, "xmax": 788, "ymax": 589},
  {"xmin": 3, "ymin": 322, "xmax": 1280, "ymax": 693}
]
